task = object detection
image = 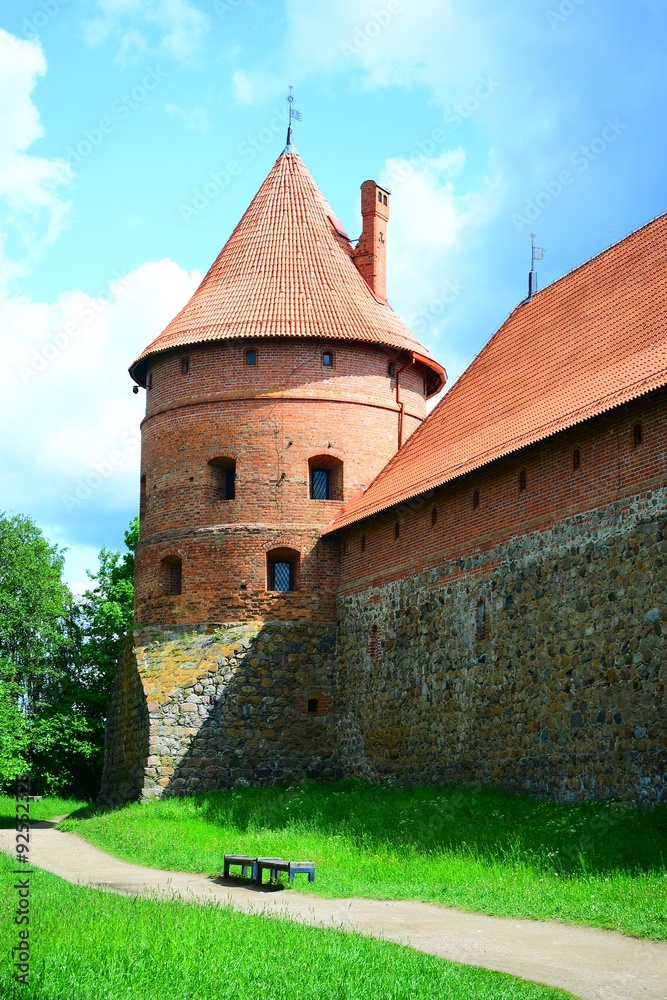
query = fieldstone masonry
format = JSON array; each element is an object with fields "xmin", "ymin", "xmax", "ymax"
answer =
[
  {"xmin": 99, "ymin": 621, "xmax": 336, "ymax": 805},
  {"xmin": 335, "ymin": 489, "xmax": 667, "ymax": 803}
]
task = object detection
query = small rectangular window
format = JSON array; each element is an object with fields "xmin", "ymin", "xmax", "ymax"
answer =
[
  {"xmin": 572, "ymin": 448, "xmax": 581, "ymax": 472},
  {"xmin": 246, "ymin": 348, "xmax": 257, "ymax": 366},
  {"xmin": 181, "ymin": 357, "xmax": 190, "ymax": 374},
  {"xmin": 519, "ymin": 470, "xmax": 527, "ymax": 492},
  {"xmin": 633, "ymin": 424, "xmax": 643, "ymax": 449},
  {"xmin": 225, "ymin": 466, "xmax": 236, "ymax": 500},
  {"xmin": 322, "ymin": 351, "xmax": 333, "ymax": 368}
]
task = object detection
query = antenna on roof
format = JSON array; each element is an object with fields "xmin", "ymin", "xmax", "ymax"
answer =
[
  {"xmin": 284, "ymin": 84, "xmax": 302, "ymax": 154},
  {"xmin": 528, "ymin": 233, "xmax": 545, "ymax": 299}
]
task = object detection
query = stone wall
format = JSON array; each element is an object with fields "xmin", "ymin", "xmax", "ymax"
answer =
[
  {"xmin": 335, "ymin": 489, "xmax": 667, "ymax": 803},
  {"xmin": 99, "ymin": 620, "xmax": 337, "ymax": 804}
]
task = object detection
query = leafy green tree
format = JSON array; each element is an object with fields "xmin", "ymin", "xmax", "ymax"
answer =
[{"xmin": 0, "ymin": 513, "xmax": 73, "ymax": 789}]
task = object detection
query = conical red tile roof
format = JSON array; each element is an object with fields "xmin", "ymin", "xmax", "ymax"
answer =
[
  {"xmin": 325, "ymin": 212, "xmax": 667, "ymax": 533},
  {"xmin": 130, "ymin": 150, "xmax": 444, "ymax": 388}
]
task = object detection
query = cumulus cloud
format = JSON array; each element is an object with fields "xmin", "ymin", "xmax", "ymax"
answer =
[
  {"xmin": 82, "ymin": 0, "xmax": 209, "ymax": 66},
  {"xmin": 1, "ymin": 259, "xmax": 203, "ymax": 590},
  {"xmin": 0, "ymin": 30, "xmax": 72, "ymax": 289}
]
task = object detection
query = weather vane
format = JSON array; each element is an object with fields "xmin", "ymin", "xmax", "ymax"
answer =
[
  {"xmin": 528, "ymin": 232, "xmax": 545, "ymax": 298},
  {"xmin": 285, "ymin": 84, "xmax": 302, "ymax": 150}
]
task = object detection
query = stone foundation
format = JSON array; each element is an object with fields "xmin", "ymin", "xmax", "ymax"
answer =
[
  {"xmin": 335, "ymin": 490, "xmax": 667, "ymax": 803},
  {"xmin": 99, "ymin": 620, "xmax": 336, "ymax": 804}
]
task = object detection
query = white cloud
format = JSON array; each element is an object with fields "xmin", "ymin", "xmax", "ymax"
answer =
[
  {"xmin": 231, "ymin": 69, "xmax": 256, "ymax": 105},
  {"xmin": 82, "ymin": 0, "xmax": 209, "ymax": 66},
  {"xmin": 0, "ymin": 30, "xmax": 72, "ymax": 289},
  {"xmin": 164, "ymin": 102, "xmax": 211, "ymax": 132},
  {"xmin": 380, "ymin": 150, "xmax": 502, "ymax": 354},
  {"xmin": 1, "ymin": 259, "xmax": 203, "ymax": 590}
]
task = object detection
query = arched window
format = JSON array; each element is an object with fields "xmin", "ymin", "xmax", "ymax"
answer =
[
  {"xmin": 161, "ymin": 556, "xmax": 182, "ymax": 596},
  {"xmin": 308, "ymin": 455, "xmax": 343, "ymax": 501},
  {"xmin": 267, "ymin": 547, "xmax": 299, "ymax": 592},
  {"xmin": 208, "ymin": 457, "xmax": 236, "ymax": 501},
  {"xmin": 307, "ymin": 698, "xmax": 319, "ymax": 713},
  {"xmin": 472, "ymin": 490, "xmax": 480, "ymax": 509}
]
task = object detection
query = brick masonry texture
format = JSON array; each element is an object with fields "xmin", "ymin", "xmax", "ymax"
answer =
[{"xmin": 100, "ymin": 621, "xmax": 336, "ymax": 804}]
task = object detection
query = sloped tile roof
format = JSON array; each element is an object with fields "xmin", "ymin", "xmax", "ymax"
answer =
[
  {"xmin": 324, "ymin": 212, "xmax": 667, "ymax": 534},
  {"xmin": 130, "ymin": 150, "xmax": 444, "ymax": 390}
]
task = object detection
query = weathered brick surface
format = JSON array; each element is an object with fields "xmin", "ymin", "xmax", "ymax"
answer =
[{"xmin": 135, "ymin": 338, "xmax": 427, "ymax": 625}]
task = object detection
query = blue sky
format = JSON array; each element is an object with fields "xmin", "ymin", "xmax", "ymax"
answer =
[{"xmin": 0, "ymin": 0, "xmax": 665, "ymax": 591}]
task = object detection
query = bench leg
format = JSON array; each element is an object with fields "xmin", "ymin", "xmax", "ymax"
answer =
[
  {"xmin": 223, "ymin": 861, "xmax": 230, "ymax": 878},
  {"xmin": 251, "ymin": 861, "xmax": 259, "ymax": 884},
  {"xmin": 308, "ymin": 871, "xmax": 314, "ymax": 883}
]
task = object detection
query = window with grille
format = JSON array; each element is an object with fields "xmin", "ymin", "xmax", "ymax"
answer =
[
  {"xmin": 267, "ymin": 548, "xmax": 299, "ymax": 592},
  {"xmin": 311, "ymin": 468, "xmax": 330, "ymax": 500}
]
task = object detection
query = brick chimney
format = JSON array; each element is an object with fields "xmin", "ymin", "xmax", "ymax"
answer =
[{"xmin": 353, "ymin": 180, "xmax": 390, "ymax": 300}]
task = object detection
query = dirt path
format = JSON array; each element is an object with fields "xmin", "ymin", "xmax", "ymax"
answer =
[{"xmin": 1, "ymin": 823, "xmax": 665, "ymax": 1000}]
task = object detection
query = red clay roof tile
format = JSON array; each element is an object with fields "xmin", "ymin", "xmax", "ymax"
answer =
[
  {"xmin": 324, "ymin": 212, "xmax": 667, "ymax": 533},
  {"xmin": 130, "ymin": 151, "xmax": 443, "ymax": 389}
]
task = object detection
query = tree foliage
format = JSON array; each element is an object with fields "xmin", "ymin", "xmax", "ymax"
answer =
[{"xmin": 0, "ymin": 513, "xmax": 138, "ymax": 798}]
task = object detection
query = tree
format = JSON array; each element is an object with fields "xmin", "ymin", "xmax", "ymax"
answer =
[{"xmin": 0, "ymin": 513, "xmax": 73, "ymax": 789}]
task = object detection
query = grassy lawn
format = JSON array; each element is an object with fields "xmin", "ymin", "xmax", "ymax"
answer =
[
  {"xmin": 55, "ymin": 781, "xmax": 667, "ymax": 940},
  {"xmin": 0, "ymin": 853, "xmax": 574, "ymax": 1000},
  {"xmin": 0, "ymin": 796, "xmax": 87, "ymax": 828}
]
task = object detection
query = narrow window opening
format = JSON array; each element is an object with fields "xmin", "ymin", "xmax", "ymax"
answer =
[
  {"xmin": 360, "ymin": 534, "xmax": 366, "ymax": 553},
  {"xmin": 633, "ymin": 423, "xmax": 643, "ymax": 449},
  {"xmin": 394, "ymin": 522, "xmax": 400, "ymax": 541},
  {"xmin": 382, "ymin": 194, "xmax": 387, "ymax": 206},
  {"xmin": 377, "ymin": 190, "xmax": 382, "ymax": 203},
  {"xmin": 387, "ymin": 362, "xmax": 396, "ymax": 378},
  {"xmin": 181, "ymin": 357, "xmax": 190, "ymax": 375},
  {"xmin": 307, "ymin": 698, "xmax": 318, "ymax": 714},
  {"xmin": 147, "ymin": 372, "xmax": 153, "ymax": 390},
  {"xmin": 208, "ymin": 457, "xmax": 236, "ymax": 501},
  {"xmin": 475, "ymin": 599, "xmax": 487, "ymax": 641},
  {"xmin": 519, "ymin": 470, "xmax": 527, "ymax": 492},
  {"xmin": 309, "ymin": 456, "xmax": 343, "ymax": 500},
  {"xmin": 246, "ymin": 348, "xmax": 257, "ymax": 366},
  {"xmin": 572, "ymin": 448, "xmax": 581, "ymax": 472},
  {"xmin": 431, "ymin": 507, "xmax": 438, "ymax": 526},
  {"xmin": 322, "ymin": 351, "xmax": 334, "ymax": 368},
  {"xmin": 161, "ymin": 556, "xmax": 182, "ymax": 597},
  {"xmin": 139, "ymin": 475, "xmax": 147, "ymax": 522},
  {"xmin": 267, "ymin": 547, "xmax": 299, "ymax": 592},
  {"xmin": 472, "ymin": 490, "xmax": 480, "ymax": 509},
  {"xmin": 368, "ymin": 623, "xmax": 382, "ymax": 662}
]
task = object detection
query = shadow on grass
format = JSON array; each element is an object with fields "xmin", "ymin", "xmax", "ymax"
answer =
[{"xmin": 186, "ymin": 781, "xmax": 667, "ymax": 877}]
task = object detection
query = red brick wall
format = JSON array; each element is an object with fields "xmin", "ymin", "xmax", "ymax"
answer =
[
  {"xmin": 338, "ymin": 388, "xmax": 667, "ymax": 593},
  {"xmin": 136, "ymin": 338, "xmax": 431, "ymax": 625}
]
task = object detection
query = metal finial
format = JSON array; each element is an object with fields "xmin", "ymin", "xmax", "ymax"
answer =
[
  {"xmin": 528, "ymin": 232, "xmax": 545, "ymax": 298},
  {"xmin": 283, "ymin": 83, "xmax": 302, "ymax": 154}
]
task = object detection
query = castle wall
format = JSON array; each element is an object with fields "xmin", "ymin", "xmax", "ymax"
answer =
[
  {"xmin": 334, "ymin": 390, "xmax": 667, "ymax": 803},
  {"xmin": 99, "ymin": 620, "xmax": 337, "ymax": 804}
]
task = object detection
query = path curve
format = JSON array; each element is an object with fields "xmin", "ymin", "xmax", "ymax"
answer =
[{"xmin": 1, "ymin": 824, "xmax": 665, "ymax": 1000}]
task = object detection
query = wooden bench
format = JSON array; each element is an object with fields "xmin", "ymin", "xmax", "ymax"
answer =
[
  {"xmin": 222, "ymin": 854, "xmax": 315, "ymax": 886},
  {"xmin": 255, "ymin": 857, "xmax": 315, "ymax": 885},
  {"xmin": 222, "ymin": 854, "xmax": 257, "ymax": 880}
]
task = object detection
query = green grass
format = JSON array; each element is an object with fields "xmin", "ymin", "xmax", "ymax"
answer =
[
  {"xmin": 58, "ymin": 782, "xmax": 667, "ymax": 940},
  {"xmin": 0, "ymin": 852, "xmax": 573, "ymax": 1000},
  {"xmin": 0, "ymin": 795, "xmax": 87, "ymax": 828}
]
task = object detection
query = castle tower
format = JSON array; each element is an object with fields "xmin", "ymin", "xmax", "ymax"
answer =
[{"xmin": 100, "ymin": 142, "xmax": 445, "ymax": 802}]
